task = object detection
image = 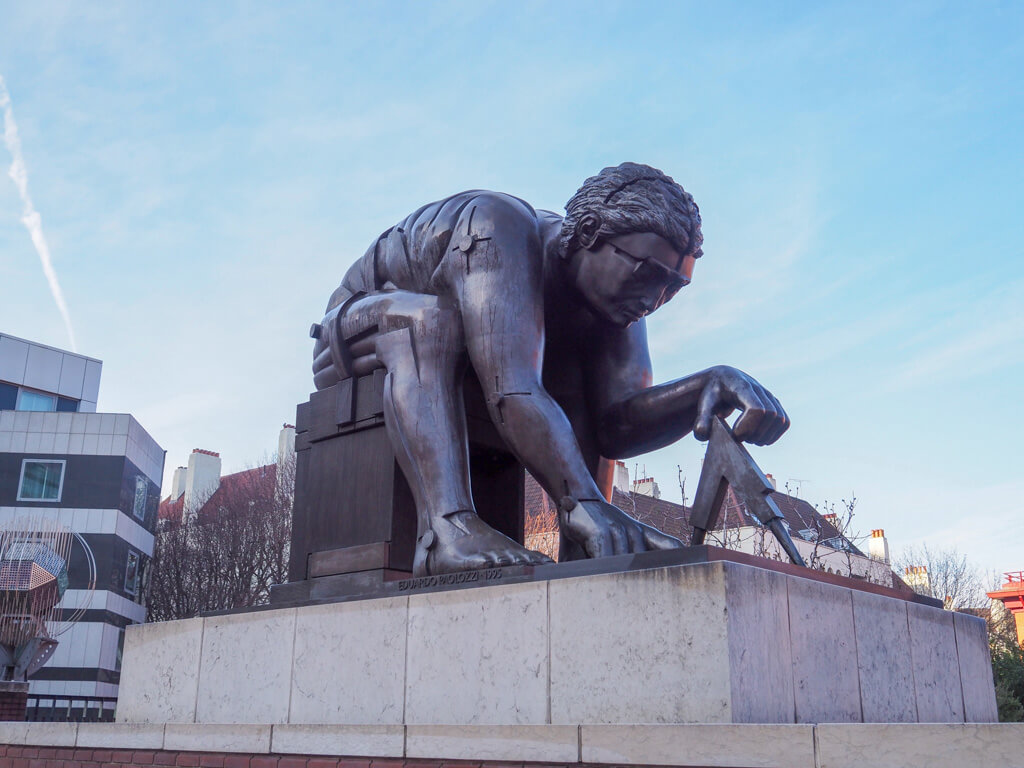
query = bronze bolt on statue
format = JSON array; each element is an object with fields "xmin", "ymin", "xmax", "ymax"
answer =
[{"xmin": 311, "ymin": 163, "xmax": 790, "ymax": 576}]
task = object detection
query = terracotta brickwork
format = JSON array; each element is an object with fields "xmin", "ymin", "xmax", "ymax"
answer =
[
  {"xmin": 0, "ymin": 692, "xmax": 26, "ymax": 722},
  {"xmin": 0, "ymin": 746, "xmax": 615, "ymax": 768}
]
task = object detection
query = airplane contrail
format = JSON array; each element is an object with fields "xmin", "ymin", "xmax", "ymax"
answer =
[{"xmin": 0, "ymin": 74, "xmax": 77, "ymax": 352}]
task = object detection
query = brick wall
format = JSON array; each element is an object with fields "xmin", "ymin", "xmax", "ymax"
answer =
[
  {"xmin": 0, "ymin": 691, "xmax": 27, "ymax": 722},
  {"xmin": 0, "ymin": 745, "xmax": 618, "ymax": 768}
]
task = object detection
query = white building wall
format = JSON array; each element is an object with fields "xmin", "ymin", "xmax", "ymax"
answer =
[{"xmin": 708, "ymin": 525, "xmax": 896, "ymax": 587}]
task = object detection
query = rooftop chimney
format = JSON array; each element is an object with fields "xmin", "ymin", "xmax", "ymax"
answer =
[
  {"xmin": 170, "ymin": 467, "xmax": 188, "ymax": 501},
  {"xmin": 634, "ymin": 476, "xmax": 661, "ymax": 499},
  {"xmin": 903, "ymin": 564, "xmax": 931, "ymax": 594},
  {"xmin": 868, "ymin": 528, "xmax": 890, "ymax": 564},
  {"xmin": 184, "ymin": 448, "xmax": 221, "ymax": 518},
  {"xmin": 278, "ymin": 423, "xmax": 296, "ymax": 461},
  {"xmin": 612, "ymin": 461, "xmax": 631, "ymax": 495},
  {"xmin": 765, "ymin": 473, "xmax": 778, "ymax": 490}
]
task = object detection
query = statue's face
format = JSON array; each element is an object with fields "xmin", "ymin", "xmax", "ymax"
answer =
[{"xmin": 571, "ymin": 231, "xmax": 696, "ymax": 327}]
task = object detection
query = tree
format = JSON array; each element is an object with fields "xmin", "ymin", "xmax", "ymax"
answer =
[
  {"xmin": 987, "ymin": 579, "xmax": 1024, "ymax": 722},
  {"xmin": 990, "ymin": 608, "xmax": 1024, "ymax": 722},
  {"xmin": 143, "ymin": 451, "xmax": 294, "ymax": 621},
  {"xmin": 893, "ymin": 543, "xmax": 987, "ymax": 610}
]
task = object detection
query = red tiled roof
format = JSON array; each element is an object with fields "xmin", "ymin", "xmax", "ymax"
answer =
[
  {"xmin": 523, "ymin": 473, "xmax": 862, "ymax": 555},
  {"xmin": 158, "ymin": 463, "xmax": 277, "ymax": 525}
]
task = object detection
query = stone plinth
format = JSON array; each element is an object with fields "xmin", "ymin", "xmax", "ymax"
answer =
[
  {"xmin": 117, "ymin": 558, "xmax": 997, "ymax": 726},
  {"xmin": 6, "ymin": 720, "xmax": 1024, "ymax": 768}
]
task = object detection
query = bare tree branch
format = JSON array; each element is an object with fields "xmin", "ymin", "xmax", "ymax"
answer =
[{"xmin": 143, "ymin": 452, "xmax": 294, "ymax": 621}]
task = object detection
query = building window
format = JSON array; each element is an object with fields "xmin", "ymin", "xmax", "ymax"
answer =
[
  {"xmin": 17, "ymin": 459, "xmax": 66, "ymax": 502},
  {"xmin": 132, "ymin": 476, "xmax": 148, "ymax": 520},
  {"xmin": 116, "ymin": 628, "xmax": 125, "ymax": 671},
  {"xmin": 0, "ymin": 382, "xmax": 17, "ymax": 410},
  {"xmin": 124, "ymin": 551, "xmax": 140, "ymax": 596},
  {"xmin": 55, "ymin": 397, "xmax": 79, "ymax": 412},
  {"xmin": 17, "ymin": 389, "xmax": 56, "ymax": 411}
]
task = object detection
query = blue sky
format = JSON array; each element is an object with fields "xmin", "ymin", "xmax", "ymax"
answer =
[{"xmin": 1, "ymin": 1, "xmax": 1021, "ymax": 575}]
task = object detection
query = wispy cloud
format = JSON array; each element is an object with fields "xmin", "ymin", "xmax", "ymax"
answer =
[
  {"xmin": 884, "ymin": 279, "xmax": 1024, "ymax": 391},
  {"xmin": 0, "ymin": 74, "xmax": 76, "ymax": 351}
]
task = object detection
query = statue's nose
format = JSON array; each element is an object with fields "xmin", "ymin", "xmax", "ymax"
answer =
[{"xmin": 679, "ymin": 254, "xmax": 696, "ymax": 282}]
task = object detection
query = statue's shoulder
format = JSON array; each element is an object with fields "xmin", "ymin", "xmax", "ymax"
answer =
[{"xmin": 403, "ymin": 190, "xmax": 547, "ymax": 242}]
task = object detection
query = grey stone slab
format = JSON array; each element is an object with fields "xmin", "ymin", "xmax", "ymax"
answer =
[
  {"xmin": 550, "ymin": 562, "xmax": 732, "ymax": 724},
  {"xmin": 23, "ymin": 344, "xmax": 62, "ymax": 393},
  {"xmin": 581, "ymin": 724, "xmax": 816, "ymax": 768},
  {"xmin": 907, "ymin": 602, "xmax": 964, "ymax": 722},
  {"xmin": 270, "ymin": 724, "xmax": 403, "ymax": 757},
  {"xmin": 76, "ymin": 723, "xmax": 165, "ymax": 749},
  {"xmin": 164, "ymin": 724, "xmax": 271, "ymax": 753},
  {"xmin": 953, "ymin": 610, "xmax": 999, "ymax": 723},
  {"xmin": 787, "ymin": 575, "xmax": 861, "ymax": 723},
  {"xmin": 83, "ymin": 359, "xmax": 102, "ymax": 403},
  {"xmin": 405, "ymin": 581, "xmax": 548, "ymax": 725},
  {"xmin": 406, "ymin": 724, "xmax": 579, "ymax": 763},
  {"xmin": 196, "ymin": 607, "xmax": 296, "ymax": 724},
  {"xmin": 0, "ymin": 336, "xmax": 29, "ymax": 385},
  {"xmin": 815, "ymin": 723, "xmax": 1024, "ymax": 768},
  {"xmin": 116, "ymin": 618, "xmax": 204, "ymax": 723},
  {"xmin": 24, "ymin": 722, "xmax": 77, "ymax": 747},
  {"xmin": 0, "ymin": 722, "xmax": 28, "ymax": 745},
  {"xmin": 724, "ymin": 562, "xmax": 795, "ymax": 723},
  {"xmin": 289, "ymin": 597, "xmax": 407, "ymax": 724},
  {"xmin": 57, "ymin": 353, "xmax": 86, "ymax": 399},
  {"xmin": 851, "ymin": 590, "xmax": 917, "ymax": 722}
]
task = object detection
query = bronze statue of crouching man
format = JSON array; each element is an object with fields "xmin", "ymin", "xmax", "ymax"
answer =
[{"xmin": 313, "ymin": 163, "xmax": 788, "ymax": 576}]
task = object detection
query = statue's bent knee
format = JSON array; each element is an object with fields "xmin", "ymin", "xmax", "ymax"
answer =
[{"xmin": 375, "ymin": 301, "xmax": 464, "ymax": 378}]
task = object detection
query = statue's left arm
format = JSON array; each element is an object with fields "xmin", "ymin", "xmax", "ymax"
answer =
[{"xmin": 590, "ymin": 320, "xmax": 790, "ymax": 458}]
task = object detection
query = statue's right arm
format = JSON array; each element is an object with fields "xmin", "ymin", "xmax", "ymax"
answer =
[
  {"xmin": 444, "ymin": 193, "xmax": 606, "ymax": 504},
  {"xmin": 589, "ymin": 322, "xmax": 790, "ymax": 453}
]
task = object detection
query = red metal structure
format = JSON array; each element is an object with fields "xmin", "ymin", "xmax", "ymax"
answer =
[{"xmin": 988, "ymin": 570, "xmax": 1024, "ymax": 646}]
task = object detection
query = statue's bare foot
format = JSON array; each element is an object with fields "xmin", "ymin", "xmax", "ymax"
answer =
[
  {"xmin": 414, "ymin": 510, "xmax": 553, "ymax": 576},
  {"xmin": 559, "ymin": 497, "xmax": 683, "ymax": 560}
]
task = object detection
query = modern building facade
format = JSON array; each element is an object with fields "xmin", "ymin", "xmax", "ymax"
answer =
[{"xmin": 0, "ymin": 333, "xmax": 164, "ymax": 719}]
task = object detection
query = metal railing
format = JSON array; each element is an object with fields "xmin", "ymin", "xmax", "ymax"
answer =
[
  {"xmin": 1003, "ymin": 571, "xmax": 1024, "ymax": 587},
  {"xmin": 25, "ymin": 694, "xmax": 117, "ymax": 722}
]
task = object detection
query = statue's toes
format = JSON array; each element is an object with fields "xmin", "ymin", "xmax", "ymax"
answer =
[
  {"xmin": 527, "ymin": 550, "xmax": 553, "ymax": 565},
  {"xmin": 438, "ymin": 544, "xmax": 491, "ymax": 573},
  {"xmin": 487, "ymin": 550, "xmax": 516, "ymax": 568}
]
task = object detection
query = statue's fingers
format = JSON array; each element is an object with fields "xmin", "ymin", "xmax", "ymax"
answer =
[
  {"xmin": 760, "ymin": 390, "xmax": 790, "ymax": 445},
  {"xmin": 625, "ymin": 522, "xmax": 648, "ymax": 553},
  {"xmin": 585, "ymin": 526, "xmax": 615, "ymax": 559},
  {"xmin": 608, "ymin": 521, "xmax": 630, "ymax": 555},
  {"xmin": 749, "ymin": 388, "xmax": 781, "ymax": 445},
  {"xmin": 693, "ymin": 382, "xmax": 720, "ymax": 441},
  {"xmin": 642, "ymin": 526, "xmax": 684, "ymax": 551},
  {"xmin": 732, "ymin": 389, "xmax": 770, "ymax": 442}
]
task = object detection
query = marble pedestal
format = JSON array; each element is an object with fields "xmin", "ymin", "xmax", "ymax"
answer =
[{"xmin": 116, "ymin": 558, "xmax": 997, "ymax": 726}]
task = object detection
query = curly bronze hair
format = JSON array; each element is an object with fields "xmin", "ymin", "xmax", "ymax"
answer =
[{"xmin": 561, "ymin": 162, "xmax": 703, "ymax": 261}]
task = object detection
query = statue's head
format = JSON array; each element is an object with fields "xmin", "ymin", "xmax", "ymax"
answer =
[{"xmin": 562, "ymin": 163, "xmax": 703, "ymax": 327}]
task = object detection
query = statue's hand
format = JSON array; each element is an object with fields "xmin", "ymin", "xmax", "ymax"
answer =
[
  {"xmin": 693, "ymin": 365, "xmax": 789, "ymax": 445},
  {"xmin": 559, "ymin": 498, "xmax": 683, "ymax": 558}
]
